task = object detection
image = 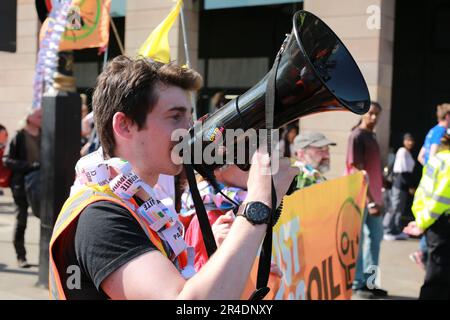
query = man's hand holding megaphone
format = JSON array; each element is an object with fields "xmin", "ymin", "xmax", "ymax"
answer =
[{"xmin": 245, "ymin": 149, "xmax": 299, "ymax": 211}]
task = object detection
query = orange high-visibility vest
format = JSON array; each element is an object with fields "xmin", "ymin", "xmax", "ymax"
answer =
[{"xmin": 49, "ymin": 184, "xmax": 190, "ymax": 300}]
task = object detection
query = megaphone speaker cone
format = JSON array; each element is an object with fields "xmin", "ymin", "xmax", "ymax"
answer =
[{"xmin": 187, "ymin": 10, "xmax": 370, "ymax": 176}]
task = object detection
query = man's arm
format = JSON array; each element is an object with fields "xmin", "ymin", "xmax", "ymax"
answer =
[
  {"xmin": 3, "ymin": 133, "xmax": 32, "ymax": 173},
  {"xmin": 347, "ymin": 133, "xmax": 377, "ymax": 204},
  {"xmin": 101, "ymin": 215, "xmax": 267, "ymax": 299},
  {"xmin": 214, "ymin": 164, "xmax": 249, "ymax": 189},
  {"xmin": 417, "ymin": 147, "xmax": 425, "ymax": 165},
  {"xmin": 429, "ymin": 144, "xmax": 439, "ymax": 161},
  {"xmin": 101, "ymin": 152, "xmax": 297, "ymax": 300},
  {"xmin": 347, "ymin": 133, "xmax": 380, "ymax": 215},
  {"xmin": 348, "ymin": 163, "xmax": 376, "ymax": 204},
  {"xmin": 349, "ymin": 163, "xmax": 380, "ymax": 215}
]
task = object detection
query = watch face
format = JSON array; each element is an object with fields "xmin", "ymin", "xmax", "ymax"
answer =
[{"xmin": 247, "ymin": 202, "xmax": 270, "ymax": 223}]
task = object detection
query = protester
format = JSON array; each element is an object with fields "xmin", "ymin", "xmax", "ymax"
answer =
[
  {"xmin": 0, "ymin": 124, "xmax": 8, "ymax": 150},
  {"xmin": 3, "ymin": 109, "xmax": 42, "ymax": 268},
  {"xmin": 182, "ymin": 170, "xmax": 240, "ymax": 254},
  {"xmin": 210, "ymin": 91, "xmax": 227, "ymax": 111},
  {"xmin": 417, "ymin": 103, "xmax": 450, "ymax": 166},
  {"xmin": 182, "ymin": 165, "xmax": 248, "ymax": 270},
  {"xmin": 346, "ymin": 101, "xmax": 388, "ymax": 299},
  {"xmin": 291, "ymin": 131, "xmax": 335, "ymax": 188},
  {"xmin": 80, "ymin": 93, "xmax": 89, "ymax": 120},
  {"xmin": 49, "ymin": 56, "xmax": 297, "ymax": 300},
  {"xmin": 404, "ymin": 129, "xmax": 450, "ymax": 299},
  {"xmin": 383, "ymin": 133, "xmax": 416, "ymax": 240},
  {"xmin": 277, "ymin": 123, "xmax": 299, "ymax": 158},
  {"xmin": 412, "ymin": 103, "xmax": 450, "ymax": 269},
  {"xmin": 184, "ymin": 132, "xmax": 335, "ymax": 274},
  {"xmin": 0, "ymin": 125, "xmax": 11, "ymax": 195},
  {"xmin": 80, "ymin": 93, "xmax": 92, "ymax": 146},
  {"xmin": 80, "ymin": 111, "xmax": 95, "ymax": 156},
  {"xmin": 182, "ymin": 165, "xmax": 283, "ymax": 295}
]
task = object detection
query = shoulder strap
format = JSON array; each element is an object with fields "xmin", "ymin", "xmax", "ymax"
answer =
[
  {"xmin": 249, "ymin": 42, "xmax": 284, "ymax": 301},
  {"xmin": 184, "ymin": 163, "xmax": 217, "ymax": 257}
]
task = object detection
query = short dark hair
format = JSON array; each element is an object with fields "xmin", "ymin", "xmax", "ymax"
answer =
[
  {"xmin": 92, "ymin": 55, "xmax": 203, "ymax": 157},
  {"xmin": 440, "ymin": 132, "xmax": 450, "ymax": 150},
  {"xmin": 0, "ymin": 124, "xmax": 6, "ymax": 132},
  {"xmin": 371, "ymin": 101, "xmax": 382, "ymax": 111},
  {"xmin": 403, "ymin": 133, "xmax": 414, "ymax": 141},
  {"xmin": 436, "ymin": 103, "xmax": 450, "ymax": 121}
]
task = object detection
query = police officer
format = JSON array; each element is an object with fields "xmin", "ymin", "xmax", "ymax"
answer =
[{"xmin": 404, "ymin": 129, "xmax": 450, "ymax": 300}]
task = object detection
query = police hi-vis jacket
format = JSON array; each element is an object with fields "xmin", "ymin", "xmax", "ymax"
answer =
[{"xmin": 412, "ymin": 149, "xmax": 450, "ymax": 230}]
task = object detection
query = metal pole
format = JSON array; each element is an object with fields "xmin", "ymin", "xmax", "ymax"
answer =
[
  {"xmin": 179, "ymin": 2, "xmax": 198, "ymax": 120},
  {"xmin": 102, "ymin": 46, "xmax": 109, "ymax": 70},
  {"xmin": 179, "ymin": 4, "xmax": 191, "ymax": 68}
]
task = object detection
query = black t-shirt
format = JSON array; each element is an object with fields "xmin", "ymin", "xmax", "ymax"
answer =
[{"xmin": 63, "ymin": 200, "xmax": 157, "ymax": 299}]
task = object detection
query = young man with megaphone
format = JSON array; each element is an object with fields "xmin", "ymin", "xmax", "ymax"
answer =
[
  {"xmin": 49, "ymin": 56, "xmax": 298, "ymax": 299},
  {"xmin": 49, "ymin": 10, "xmax": 371, "ymax": 300}
]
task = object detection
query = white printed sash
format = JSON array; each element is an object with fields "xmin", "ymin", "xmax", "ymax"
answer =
[{"xmin": 72, "ymin": 151, "xmax": 195, "ymax": 279}]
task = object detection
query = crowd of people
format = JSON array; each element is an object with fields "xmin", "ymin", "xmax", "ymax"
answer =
[{"xmin": 0, "ymin": 56, "xmax": 449, "ymax": 300}]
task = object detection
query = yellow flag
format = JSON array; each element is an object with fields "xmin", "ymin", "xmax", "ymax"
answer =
[{"xmin": 137, "ymin": 0, "xmax": 182, "ymax": 63}]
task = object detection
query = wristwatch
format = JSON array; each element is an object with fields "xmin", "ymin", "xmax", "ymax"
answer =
[
  {"xmin": 368, "ymin": 202, "xmax": 377, "ymax": 209},
  {"xmin": 237, "ymin": 201, "xmax": 272, "ymax": 225}
]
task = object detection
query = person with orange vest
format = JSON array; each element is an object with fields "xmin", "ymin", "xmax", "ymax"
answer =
[{"xmin": 49, "ymin": 56, "xmax": 297, "ymax": 300}]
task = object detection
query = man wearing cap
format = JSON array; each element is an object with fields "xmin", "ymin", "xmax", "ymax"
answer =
[{"xmin": 291, "ymin": 131, "xmax": 336, "ymax": 189}]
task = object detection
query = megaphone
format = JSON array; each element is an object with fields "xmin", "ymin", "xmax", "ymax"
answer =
[{"xmin": 183, "ymin": 10, "xmax": 370, "ymax": 178}]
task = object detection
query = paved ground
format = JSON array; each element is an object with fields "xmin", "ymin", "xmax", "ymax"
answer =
[
  {"xmin": 0, "ymin": 189, "xmax": 47, "ymax": 299},
  {"xmin": 351, "ymin": 239, "xmax": 424, "ymax": 300},
  {"xmin": 0, "ymin": 189, "xmax": 424, "ymax": 300}
]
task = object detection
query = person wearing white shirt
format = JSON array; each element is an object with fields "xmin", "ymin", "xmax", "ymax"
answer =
[{"xmin": 384, "ymin": 133, "xmax": 416, "ymax": 240}]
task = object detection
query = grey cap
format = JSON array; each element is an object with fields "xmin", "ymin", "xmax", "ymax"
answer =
[{"xmin": 293, "ymin": 132, "xmax": 336, "ymax": 151}]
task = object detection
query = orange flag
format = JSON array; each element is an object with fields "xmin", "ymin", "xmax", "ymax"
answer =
[{"xmin": 40, "ymin": 0, "xmax": 111, "ymax": 51}]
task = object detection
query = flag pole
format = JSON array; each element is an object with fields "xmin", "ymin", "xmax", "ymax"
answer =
[
  {"xmin": 103, "ymin": 46, "xmax": 109, "ymax": 70},
  {"xmin": 179, "ymin": 4, "xmax": 191, "ymax": 67},
  {"xmin": 179, "ymin": 2, "xmax": 198, "ymax": 120},
  {"xmin": 110, "ymin": 17, "xmax": 125, "ymax": 55}
]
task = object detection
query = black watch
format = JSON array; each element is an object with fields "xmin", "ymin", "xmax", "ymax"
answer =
[{"xmin": 237, "ymin": 201, "xmax": 272, "ymax": 225}]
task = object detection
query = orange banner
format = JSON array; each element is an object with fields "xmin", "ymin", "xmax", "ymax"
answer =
[
  {"xmin": 270, "ymin": 172, "xmax": 367, "ymax": 300},
  {"xmin": 40, "ymin": 0, "xmax": 111, "ymax": 51}
]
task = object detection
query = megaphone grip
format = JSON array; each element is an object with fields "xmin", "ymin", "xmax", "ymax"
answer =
[{"xmin": 273, "ymin": 177, "xmax": 297, "ymax": 226}]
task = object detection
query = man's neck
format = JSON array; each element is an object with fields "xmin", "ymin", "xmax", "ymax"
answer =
[
  {"xmin": 133, "ymin": 169, "xmax": 159, "ymax": 202},
  {"xmin": 359, "ymin": 122, "xmax": 374, "ymax": 132},
  {"xmin": 24, "ymin": 124, "xmax": 39, "ymax": 136},
  {"xmin": 132, "ymin": 166, "xmax": 159, "ymax": 187},
  {"xmin": 438, "ymin": 120, "xmax": 447, "ymax": 127},
  {"xmin": 114, "ymin": 149, "xmax": 159, "ymax": 189}
]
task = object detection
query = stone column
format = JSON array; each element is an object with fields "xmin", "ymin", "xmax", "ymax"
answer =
[
  {"xmin": 0, "ymin": 0, "xmax": 38, "ymax": 135},
  {"xmin": 302, "ymin": 0, "xmax": 395, "ymax": 178}
]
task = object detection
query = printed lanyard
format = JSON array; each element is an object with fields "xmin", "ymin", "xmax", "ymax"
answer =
[{"xmin": 73, "ymin": 150, "xmax": 195, "ymax": 278}]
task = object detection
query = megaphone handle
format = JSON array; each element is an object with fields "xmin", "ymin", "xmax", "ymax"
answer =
[{"xmin": 272, "ymin": 177, "xmax": 297, "ymax": 226}]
